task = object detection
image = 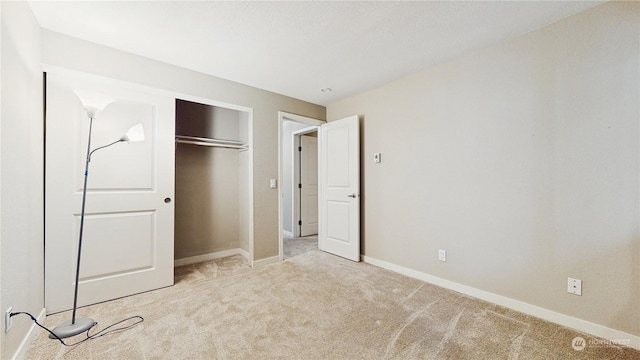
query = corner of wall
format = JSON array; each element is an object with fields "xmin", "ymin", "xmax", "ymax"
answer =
[{"xmin": 1, "ymin": 1, "xmax": 45, "ymax": 359}]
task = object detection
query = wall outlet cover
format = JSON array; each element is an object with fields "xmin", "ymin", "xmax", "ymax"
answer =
[
  {"xmin": 5, "ymin": 307, "xmax": 12, "ymax": 333},
  {"xmin": 568, "ymin": 277, "xmax": 582, "ymax": 296}
]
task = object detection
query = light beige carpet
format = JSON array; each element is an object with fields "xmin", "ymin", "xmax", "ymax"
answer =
[
  {"xmin": 26, "ymin": 251, "xmax": 639, "ymax": 359},
  {"xmin": 283, "ymin": 235, "xmax": 318, "ymax": 259}
]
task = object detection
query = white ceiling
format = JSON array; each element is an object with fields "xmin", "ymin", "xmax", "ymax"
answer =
[{"xmin": 28, "ymin": 1, "xmax": 603, "ymax": 106}]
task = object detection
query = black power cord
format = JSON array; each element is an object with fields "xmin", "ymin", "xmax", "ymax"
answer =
[{"xmin": 10, "ymin": 311, "xmax": 144, "ymax": 346}]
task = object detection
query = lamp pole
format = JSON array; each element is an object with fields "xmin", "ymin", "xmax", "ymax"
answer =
[
  {"xmin": 51, "ymin": 119, "xmax": 128, "ymax": 339},
  {"xmin": 50, "ymin": 115, "xmax": 98, "ymax": 339},
  {"xmin": 50, "ymin": 89, "xmax": 144, "ymax": 340},
  {"xmin": 71, "ymin": 115, "xmax": 94, "ymax": 326}
]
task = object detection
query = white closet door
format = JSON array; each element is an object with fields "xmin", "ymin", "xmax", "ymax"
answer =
[{"xmin": 45, "ymin": 71, "xmax": 175, "ymax": 313}]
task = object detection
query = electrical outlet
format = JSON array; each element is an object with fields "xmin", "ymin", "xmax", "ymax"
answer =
[
  {"xmin": 5, "ymin": 307, "xmax": 12, "ymax": 333},
  {"xmin": 568, "ymin": 277, "xmax": 582, "ymax": 296},
  {"xmin": 438, "ymin": 249, "xmax": 446, "ymax": 262}
]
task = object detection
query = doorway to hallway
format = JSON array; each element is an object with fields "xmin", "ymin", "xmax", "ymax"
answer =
[{"xmin": 278, "ymin": 112, "xmax": 324, "ymax": 260}]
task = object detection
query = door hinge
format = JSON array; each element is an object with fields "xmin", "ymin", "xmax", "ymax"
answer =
[
  {"xmin": 298, "ymin": 184, "xmax": 302, "ymax": 189},
  {"xmin": 298, "ymin": 146, "xmax": 302, "ymax": 152},
  {"xmin": 298, "ymin": 220, "xmax": 302, "ymax": 226}
]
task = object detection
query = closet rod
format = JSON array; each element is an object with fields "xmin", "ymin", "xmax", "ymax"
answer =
[
  {"xmin": 175, "ymin": 139, "xmax": 248, "ymax": 149},
  {"xmin": 175, "ymin": 135, "xmax": 248, "ymax": 150}
]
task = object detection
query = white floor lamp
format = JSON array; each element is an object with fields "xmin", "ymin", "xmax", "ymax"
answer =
[{"xmin": 50, "ymin": 89, "xmax": 145, "ymax": 339}]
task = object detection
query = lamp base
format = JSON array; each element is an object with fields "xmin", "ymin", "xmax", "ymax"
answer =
[{"xmin": 49, "ymin": 317, "xmax": 95, "ymax": 339}]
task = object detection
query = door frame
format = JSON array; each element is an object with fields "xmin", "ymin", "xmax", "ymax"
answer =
[
  {"xmin": 278, "ymin": 111, "xmax": 324, "ymax": 261},
  {"xmin": 292, "ymin": 127, "xmax": 319, "ymax": 237}
]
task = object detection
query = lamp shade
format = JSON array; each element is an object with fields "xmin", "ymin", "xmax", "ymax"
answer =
[
  {"xmin": 73, "ymin": 88, "xmax": 115, "ymax": 118},
  {"xmin": 120, "ymin": 123, "xmax": 145, "ymax": 142}
]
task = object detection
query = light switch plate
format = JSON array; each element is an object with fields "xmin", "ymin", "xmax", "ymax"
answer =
[
  {"xmin": 438, "ymin": 249, "xmax": 446, "ymax": 262},
  {"xmin": 374, "ymin": 153, "xmax": 381, "ymax": 163}
]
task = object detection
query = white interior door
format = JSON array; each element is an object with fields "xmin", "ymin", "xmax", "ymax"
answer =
[
  {"xmin": 318, "ymin": 115, "xmax": 360, "ymax": 262},
  {"xmin": 45, "ymin": 71, "xmax": 175, "ymax": 313},
  {"xmin": 300, "ymin": 135, "xmax": 318, "ymax": 236}
]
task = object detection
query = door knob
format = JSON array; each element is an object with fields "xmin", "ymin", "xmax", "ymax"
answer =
[
  {"xmin": 347, "ymin": 193, "xmax": 358, "ymax": 198},
  {"xmin": 164, "ymin": 197, "xmax": 172, "ymax": 203}
]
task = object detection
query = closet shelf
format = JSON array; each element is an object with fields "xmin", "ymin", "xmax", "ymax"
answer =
[{"xmin": 175, "ymin": 135, "xmax": 248, "ymax": 150}]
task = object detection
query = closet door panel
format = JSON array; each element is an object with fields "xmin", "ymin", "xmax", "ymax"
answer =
[
  {"xmin": 45, "ymin": 71, "xmax": 175, "ymax": 313},
  {"xmin": 79, "ymin": 210, "xmax": 155, "ymax": 278}
]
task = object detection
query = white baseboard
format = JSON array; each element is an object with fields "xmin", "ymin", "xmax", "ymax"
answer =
[
  {"xmin": 252, "ymin": 255, "xmax": 281, "ymax": 268},
  {"xmin": 174, "ymin": 248, "xmax": 250, "ymax": 267},
  {"xmin": 362, "ymin": 255, "xmax": 640, "ymax": 351},
  {"xmin": 283, "ymin": 230, "xmax": 293, "ymax": 238},
  {"xmin": 11, "ymin": 307, "xmax": 46, "ymax": 360}
]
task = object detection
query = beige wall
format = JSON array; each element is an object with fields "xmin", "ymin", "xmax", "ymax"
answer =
[
  {"xmin": 328, "ymin": 1, "xmax": 639, "ymax": 337},
  {"xmin": 0, "ymin": 2, "xmax": 45, "ymax": 358},
  {"xmin": 42, "ymin": 31, "xmax": 326, "ymax": 261},
  {"xmin": 175, "ymin": 144, "xmax": 241, "ymax": 258}
]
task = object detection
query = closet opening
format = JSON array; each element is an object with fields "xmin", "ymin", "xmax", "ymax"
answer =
[{"xmin": 174, "ymin": 99, "xmax": 253, "ymax": 268}]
